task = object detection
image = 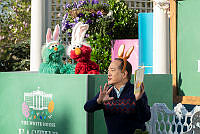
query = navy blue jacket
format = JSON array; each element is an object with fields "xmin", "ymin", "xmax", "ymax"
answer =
[{"xmin": 84, "ymin": 81, "xmax": 151, "ymax": 134}]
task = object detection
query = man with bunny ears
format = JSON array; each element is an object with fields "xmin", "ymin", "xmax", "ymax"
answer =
[{"xmin": 84, "ymin": 45, "xmax": 151, "ymax": 134}]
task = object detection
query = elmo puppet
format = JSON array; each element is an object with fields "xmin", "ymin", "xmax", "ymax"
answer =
[{"xmin": 68, "ymin": 22, "xmax": 99, "ymax": 74}]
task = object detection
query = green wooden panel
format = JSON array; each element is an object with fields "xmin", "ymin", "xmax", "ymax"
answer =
[
  {"xmin": 87, "ymin": 74, "xmax": 172, "ymax": 134},
  {"xmin": 141, "ymin": 74, "xmax": 172, "ymax": 108},
  {"xmin": 177, "ymin": 0, "xmax": 200, "ymax": 96},
  {"xmin": 0, "ymin": 73, "xmax": 87, "ymax": 134}
]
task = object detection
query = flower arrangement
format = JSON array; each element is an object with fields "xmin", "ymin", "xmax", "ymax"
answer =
[
  {"xmin": 62, "ymin": 0, "xmax": 138, "ymax": 73},
  {"xmin": 62, "ymin": 0, "xmax": 111, "ymax": 40}
]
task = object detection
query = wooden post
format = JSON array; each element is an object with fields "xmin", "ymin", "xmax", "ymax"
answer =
[{"xmin": 170, "ymin": 0, "xmax": 177, "ymax": 103}]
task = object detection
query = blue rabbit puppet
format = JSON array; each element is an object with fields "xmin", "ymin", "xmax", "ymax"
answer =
[{"xmin": 39, "ymin": 24, "xmax": 75, "ymax": 74}]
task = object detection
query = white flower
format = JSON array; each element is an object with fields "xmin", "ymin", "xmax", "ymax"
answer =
[{"xmin": 107, "ymin": 10, "xmax": 113, "ymax": 17}]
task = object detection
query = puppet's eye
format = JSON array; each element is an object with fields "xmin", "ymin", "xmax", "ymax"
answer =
[
  {"xmin": 76, "ymin": 44, "xmax": 82, "ymax": 48},
  {"xmin": 72, "ymin": 47, "xmax": 75, "ymax": 50},
  {"xmin": 50, "ymin": 45, "xmax": 55, "ymax": 49},
  {"xmin": 55, "ymin": 44, "xmax": 58, "ymax": 47}
]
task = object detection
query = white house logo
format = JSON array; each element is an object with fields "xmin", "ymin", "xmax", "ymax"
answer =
[
  {"xmin": 19, "ymin": 87, "xmax": 58, "ymax": 134},
  {"xmin": 22, "ymin": 87, "xmax": 55, "ymax": 120},
  {"xmin": 24, "ymin": 89, "xmax": 53, "ymax": 110}
]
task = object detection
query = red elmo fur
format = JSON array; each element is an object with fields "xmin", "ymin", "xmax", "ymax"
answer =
[{"xmin": 70, "ymin": 45, "xmax": 99, "ymax": 74}]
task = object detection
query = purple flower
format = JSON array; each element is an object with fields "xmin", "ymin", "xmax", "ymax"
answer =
[
  {"xmin": 90, "ymin": 13, "xmax": 97, "ymax": 18},
  {"xmin": 69, "ymin": 23, "xmax": 75, "ymax": 28},
  {"xmin": 85, "ymin": 34, "xmax": 90, "ymax": 38},
  {"xmin": 79, "ymin": 0, "xmax": 88, "ymax": 6},
  {"xmin": 62, "ymin": 21, "xmax": 66, "ymax": 31},
  {"xmin": 97, "ymin": 10, "xmax": 103, "ymax": 17},
  {"xmin": 62, "ymin": 21, "xmax": 70, "ymax": 31},
  {"xmin": 78, "ymin": 13, "xmax": 84, "ymax": 18},
  {"xmin": 77, "ymin": 4, "xmax": 82, "ymax": 8},
  {"xmin": 72, "ymin": 2, "xmax": 77, "ymax": 8},
  {"xmin": 102, "ymin": 3, "xmax": 109, "ymax": 7},
  {"xmin": 74, "ymin": 17, "xmax": 79, "ymax": 23},
  {"xmin": 63, "ymin": 13, "xmax": 68, "ymax": 20},
  {"xmin": 65, "ymin": 4, "xmax": 71, "ymax": 9},
  {"xmin": 91, "ymin": 0, "xmax": 99, "ymax": 5},
  {"xmin": 86, "ymin": 19, "xmax": 92, "ymax": 24},
  {"xmin": 91, "ymin": 13, "xmax": 95, "ymax": 17},
  {"xmin": 62, "ymin": 13, "xmax": 69, "ymax": 31},
  {"xmin": 68, "ymin": 32, "xmax": 72, "ymax": 37}
]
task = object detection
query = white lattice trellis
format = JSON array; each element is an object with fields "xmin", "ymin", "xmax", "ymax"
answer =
[
  {"xmin": 126, "ymin": 0, "xmax": 153, "ymax": 12},
  {"xmin": 146, "ymin": 103, "xmax": 200, "ymax": 134}
]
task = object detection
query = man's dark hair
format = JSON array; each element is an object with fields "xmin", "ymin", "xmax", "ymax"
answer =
[{"xmin": 114, "ymin": 58, "xmax": 132, "ymax": 80}]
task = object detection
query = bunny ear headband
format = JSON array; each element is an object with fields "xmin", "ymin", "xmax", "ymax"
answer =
[
  {"xmin": 71, "ymin": 22, "xmax": 89, "ymax": 47},
  {"xmin": 118, "ymin": 44, "xmax": 134, "ymax": 72},
  {"xmin": 46, "ymin": 24, "xmax": 60, "ymax": 46}
]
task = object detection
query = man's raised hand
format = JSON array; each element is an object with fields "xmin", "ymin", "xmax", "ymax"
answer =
[{"xmin": 97, "ymin": 83, "xmax": 114, "ymax": 104}]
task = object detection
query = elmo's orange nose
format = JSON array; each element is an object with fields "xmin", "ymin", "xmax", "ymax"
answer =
[
  {"xmin": 75, "ymin": 47, "xmax": 81, "ymax": 55},
  {"xmin": 54, "ymin": 47, "xmax": 58, "ymax": 51}
]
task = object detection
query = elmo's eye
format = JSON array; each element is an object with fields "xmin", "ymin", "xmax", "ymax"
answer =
[
  {"xmin": 76, "ymin": 45, "xmax": 82, "ymax": 48},
  {"xmin": 72, "ymin": 47, "xmax": 75, "ymax": 50},
  {"xmin": 55, "ymin": 44, "xmax": 58, "ymax": 47}
]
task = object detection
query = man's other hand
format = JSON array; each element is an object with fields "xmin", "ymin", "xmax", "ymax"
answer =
[{"xmin": 135, "ymin": 82, "xmax": 145, "ymax": 101}]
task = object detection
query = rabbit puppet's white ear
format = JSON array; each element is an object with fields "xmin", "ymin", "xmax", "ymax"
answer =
[
  {"xmin": 46, "ymin": 28, "xmax": 52, "ymax": 44},
  {"xmin": 78, "ymin": 24, "xmax": 89, "ymax": 43},
  {"xmin": 71, "ymin": 22, "xmax": 82, "ymax": 43},
  {"xmin": 53, "ymin": 24, "xmax": 60, "ymax": 41}
]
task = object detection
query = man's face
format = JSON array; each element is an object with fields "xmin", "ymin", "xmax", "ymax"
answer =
[{"xmin": 108, "ymin": 60, "xmax": 124, "ymax": 86}]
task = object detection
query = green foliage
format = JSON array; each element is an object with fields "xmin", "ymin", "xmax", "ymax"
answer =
[
  {"xmin": 108, "ymin": 0, "xmax": 138, "ymax": 39},
  {"xmin": 89, "ymin": 33, "xmax": 111, "ymax": 73},
  {"xmin": 62, "ymin": 0, "xmax": 138, "ymax": 74},
  {"xmin": 0, "ymin": 41, "xmax": 30, "ymax": 71},
  {"xmin": 0, "ymin": 0, "xmax": 31, "ymax": 71}
]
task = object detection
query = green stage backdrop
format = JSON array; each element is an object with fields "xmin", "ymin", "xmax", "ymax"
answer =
[
  {"xmin": 177, "ymin": 0, "xmax": 200, "ymax": 96},
  {"xmin": 0, "ymin": 73, "xmax": 172, "ymax": 134}
]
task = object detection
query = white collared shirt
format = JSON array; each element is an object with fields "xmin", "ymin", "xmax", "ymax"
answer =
[{"xmin": 114, "ymin": 85, "xmax": 125, "ymax": 98}]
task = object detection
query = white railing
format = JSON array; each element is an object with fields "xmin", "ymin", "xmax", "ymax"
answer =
[{"xmin": 146, "ymin": 103, "xmax": 200, "ymax": 134}]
